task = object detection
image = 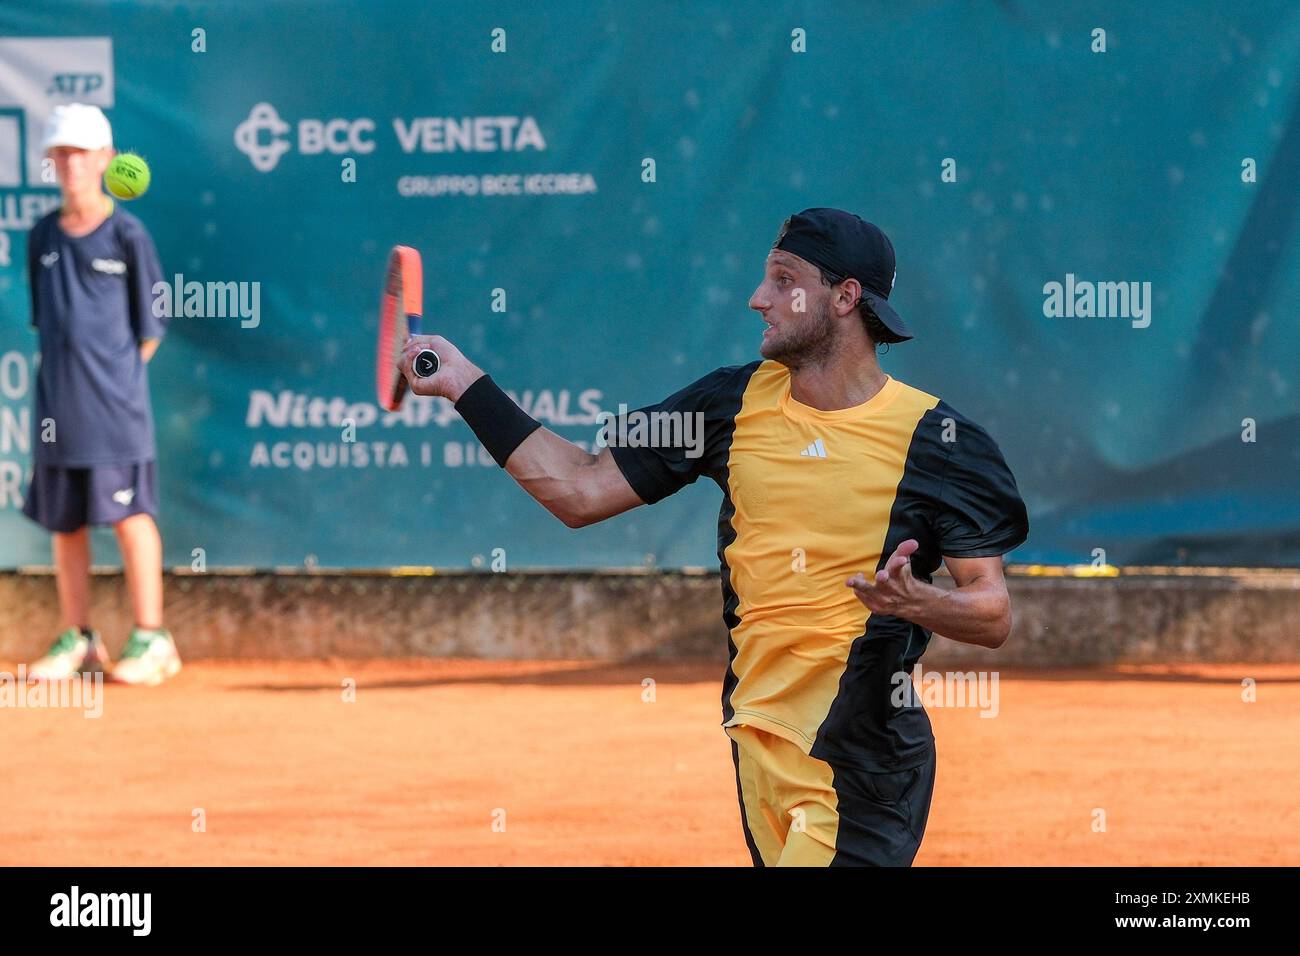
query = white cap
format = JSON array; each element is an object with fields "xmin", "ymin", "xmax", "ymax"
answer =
[{"xmin": 41, "ymin": 103, "xmax": 113, "ymax": 151}]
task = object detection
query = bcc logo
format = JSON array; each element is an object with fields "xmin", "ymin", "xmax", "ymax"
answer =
[{"xmin": 234, "ymin": 102, "xmax": 375, "ymax": 173}]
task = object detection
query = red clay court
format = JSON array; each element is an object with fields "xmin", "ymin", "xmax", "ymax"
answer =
[{"xmin": 2, "ymin": 659, "xmax": 1296, "ymax": 866}]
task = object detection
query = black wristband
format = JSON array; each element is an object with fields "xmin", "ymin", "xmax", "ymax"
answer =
[{"xmin": 453, "ymin": 375, "xmax": 542, "ymax": 468}]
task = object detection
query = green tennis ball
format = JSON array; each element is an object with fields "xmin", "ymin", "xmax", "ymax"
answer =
[{"xmin": 104, "ymin": 152, "xmax": 151, "ymax": 200}]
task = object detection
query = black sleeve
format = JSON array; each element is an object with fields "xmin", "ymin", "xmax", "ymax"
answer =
[
  {"xmin": 606, "ymin": 364, "xmax": 751, "ymax": 505},
  {"xmin": 931, "ymin": 405, "xmax": 1029, "ymax": 558}
]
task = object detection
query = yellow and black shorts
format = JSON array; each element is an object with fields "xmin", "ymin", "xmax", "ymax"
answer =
[{"xmin": 727, "ymin": 724, "xmax": 936, "ymax": 867}]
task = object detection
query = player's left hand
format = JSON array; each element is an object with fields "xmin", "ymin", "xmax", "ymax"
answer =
[{"xmin": 846, "ymin": 538, "xmax": 923, "ymax": 617}]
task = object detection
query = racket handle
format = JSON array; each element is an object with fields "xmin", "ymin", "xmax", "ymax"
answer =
[{"xmin": 413, "ymin": 349, "xmax": 440, "ymax": 378}]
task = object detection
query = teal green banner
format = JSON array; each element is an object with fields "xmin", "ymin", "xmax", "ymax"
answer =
[{"xmin": 2, "ymin": 2, "xmax": 1298, "ymax": 567}]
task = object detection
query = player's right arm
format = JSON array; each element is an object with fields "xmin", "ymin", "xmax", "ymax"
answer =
[
  {"xmin": 399, "ymin": 335, "xmax": 647, "ymax": 528},
  {"xmin": 503, "ymin": 434, "xmax": 645, "ymax": 528}
]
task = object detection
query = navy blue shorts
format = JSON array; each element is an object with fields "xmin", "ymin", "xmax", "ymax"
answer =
[{"xmin": 22, "ymin": 460, "xmax": 159, "ymax": 533}]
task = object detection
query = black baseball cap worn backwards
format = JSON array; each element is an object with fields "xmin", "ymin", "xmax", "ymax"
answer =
[{"xmin": 772, "ymin": 207, "xmax": 913, "ymax": 343}]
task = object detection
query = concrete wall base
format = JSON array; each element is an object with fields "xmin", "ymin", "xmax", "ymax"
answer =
[{"xmin": 2, "ymin": 570, "xmax": 1297, "ymax": 664}]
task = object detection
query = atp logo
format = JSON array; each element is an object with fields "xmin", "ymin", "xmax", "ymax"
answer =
[
  {"xmin": 0, "ymin": 37, "xmax": 114, "ymax": 194},
  {"xmin": 46, "ymin": 73, "xmax": 105, "ymax": 95},
  {"xmin": 233, "ymin": 102, "xmax": 292, "ymax": 173}
]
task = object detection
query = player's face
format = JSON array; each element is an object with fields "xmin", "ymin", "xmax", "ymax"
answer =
[
  {"xmin": 49, "ymin": 146, "xmax": 112, "ymax": 199},
  {"xmin": 750, "ymin": 251, "xmax": 836, "ymax": 365}
]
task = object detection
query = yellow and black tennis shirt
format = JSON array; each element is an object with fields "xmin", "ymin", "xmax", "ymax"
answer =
[{"xmin": 610, "ymin": 360, "xmax": 1029, "ymax": 771}]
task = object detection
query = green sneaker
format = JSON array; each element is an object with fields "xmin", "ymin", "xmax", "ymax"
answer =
[
  {"xmin": 27, "ymin": 627, "xmax": 110, "ymax": 681},
  {"xmin": 110, "ymin": 628, "xmax": 182, "ymax": 686}
]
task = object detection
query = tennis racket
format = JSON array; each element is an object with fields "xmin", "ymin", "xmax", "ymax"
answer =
[{"xmin": 375, "ymin": 244, "xmax": 440, "ymax": 412}]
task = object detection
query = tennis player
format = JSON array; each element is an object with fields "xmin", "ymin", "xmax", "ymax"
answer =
[
  {"xmin": 22, "ymin": 104, "xmax": 180, "ymax": 686},
  {"xmin": 400, "ymin": 207, "xmax": 1029, "ymax": 865}
]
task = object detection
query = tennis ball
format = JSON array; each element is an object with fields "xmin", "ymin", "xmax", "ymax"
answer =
[{"xmin": 104, "ymin": 152, "xmax": 151, "ymax": 200}]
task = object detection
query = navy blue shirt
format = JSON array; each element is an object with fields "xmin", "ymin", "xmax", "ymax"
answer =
[{"xmin": 27, "ymin": 205, "xmax": 167, "ymax": 466}]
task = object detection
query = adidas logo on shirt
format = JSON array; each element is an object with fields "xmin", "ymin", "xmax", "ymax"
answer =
[
  {"xmin": 40, "ymin": 252, "xmax": 60, "ymax": 268},
  {"xmin": 799, "ymin": 438, "xmax": 827, "ymax": 458}
]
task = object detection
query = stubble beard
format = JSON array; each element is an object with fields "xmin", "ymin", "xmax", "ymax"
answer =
[{"xmin": 762, "ymin": 297, "xmax": 837, "ymax": 370}]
